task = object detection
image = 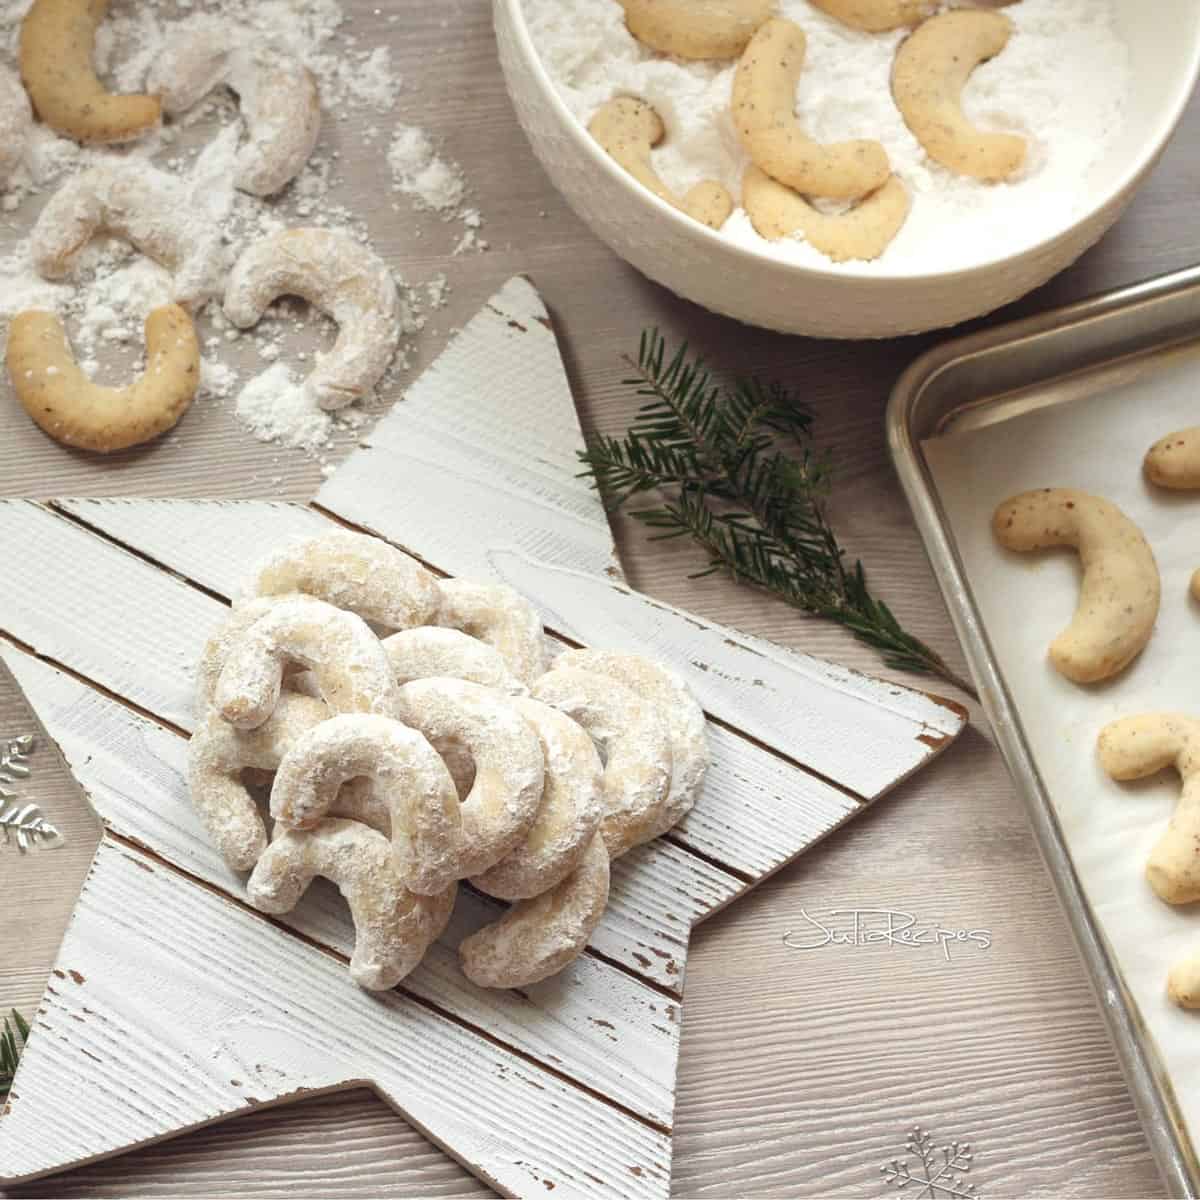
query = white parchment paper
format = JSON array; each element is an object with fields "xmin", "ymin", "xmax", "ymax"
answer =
[{"xmin": 924, "ymin": 348, "xmax": 1200, "ymax": 1143}]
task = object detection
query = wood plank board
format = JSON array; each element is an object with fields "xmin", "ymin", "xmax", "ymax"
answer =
[
  {"xmin": 0, "ymin": 647, "xmax": 680, "ymax": 1128},
  {"xmin": 43, "ymin": 498, "xmax": 865, "ymax": 881},
  {"xmin": 0, "ymin": 501, "xmax": 218, "ymax": 730},
  {"xmin": 0, "ymin": 6, "xmax": 1191, "ymax": 1190},
  {"xmin": 486, "ymin": 550, "xmax": 965, "ymax": 799},
  {"xmin": 0, "ymin": 277, "xmax": 966, "ymax": 1195},
  {"xmin": 0, "ymin": 837, "xmax": 671, "ymax": 1198},
  {"xmin": 315, "ymin": 276, "xmax": 622, "ymax": 583},
  {"xmin": 313, "ymin": 278, "xmax": 963, "ymax": 802},
  {"xmin": 54, "ymin": 497, "xmax": 335, "ymax": 597},
  {"xmin": 0, "ymin": 501, "xmax": 740, "ymax": 991}
]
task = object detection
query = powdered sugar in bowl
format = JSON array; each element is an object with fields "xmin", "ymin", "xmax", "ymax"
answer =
[{"xmin": 495, "ymin": 0, "xmax": 1200, "ymax": 338}]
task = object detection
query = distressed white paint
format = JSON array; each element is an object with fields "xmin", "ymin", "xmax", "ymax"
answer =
[
  {"xmin": 486, "ymin": 550, "xmax": 965, "ymax": 799},
  {"xmin": 0, "ymin": 501, "xmax": 217, "ymax": 729},
  {"xmin": 47, "ymin": 498, "xmax": 864, "ymax": 878},
  {"xmin": 0, "ymin": 276, "xmax": 966, "ymax": 1195},
  {"xmin": 680, "ymin": 724, "xmax": 858, "ymax": 880},
  {"xmin": 301, "ymin": 271, "xmax": 964, "ymax": 797},
  {"xmin": 46, "ymin": 504, "xmax": 965, "ymax": 810},
  {"xmin": 0, "ymin": 837, "xmax": 671, "ymax": 1198},
  {"xmin": 0, "ymin": 582, "xmax": 735, "ymax": 991},
  {"xmin": 316, "ymin": 276, "xmax": 621, "ymax": 583},
  {"xmin": 0, "ymin": 648, "xmax": 682, "ymax": 1120},
  {"xmin": 54, "ymin": 498, "xmax": 334, "ymax": 597},
  {"xmin": 0, "ymin": 645, "xmax": 687, "ymax": 1101}
]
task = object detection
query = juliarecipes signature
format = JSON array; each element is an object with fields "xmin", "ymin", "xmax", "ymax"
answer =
[{"xmin": 782, "ymin": 908, "xmax": 992, "ymax": 963}]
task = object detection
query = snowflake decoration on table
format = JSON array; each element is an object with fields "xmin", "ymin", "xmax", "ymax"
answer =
[
  {"xmin": 0, "ymin": 735, "xmax": 63, "ymax": 853},
  {"xmin": 0, "ymin": 734, "xmax": 33, "ymax": 800},
  {"xmin": 881, "ymin": 1126, "xmax": 977, "ymax": 1199}
]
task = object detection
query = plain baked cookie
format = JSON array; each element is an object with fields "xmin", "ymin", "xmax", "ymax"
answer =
[
  {"xmin": 7, "ymin": 304, "xmax": 199, "ymax": 453},
  {"xmin": 991, "ymin": 488, "xmax": 1160, "ymax": 683},
  {"xmin": 20, "ymin": 0, "xmax": 160, "ymax": 143}
]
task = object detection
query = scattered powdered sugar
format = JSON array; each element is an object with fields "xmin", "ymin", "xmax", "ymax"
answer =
[
  {"xmin": 426, "ymin": 273, "xmax": 450, "ymax": 309},
  {"xmin": 235, "ymin": 362, "xmax": 334, "ymax": 452},
  {"xmin": 453, "ymin": 207, "xmax": 487, "ymax": 256},
  {"xmin": 389, "ymin": 124, "xmax": 465, "ymax": 214},
  {"xmin": 0, "ymin": 241, "xmax": 68, "ymax": 320},
  {"xmin": 75, "ymin": 257, "xmax": 176, "ymax": 347},
  {"xmin": 0, "ymin": 236, "xmax": 181, "ymax": 378},
  {"xmin": 388, "ymin": 122, "xmax": 488, "ymax": 252},
  {"xmin": 337, "ymin": 45, "xmax": 402, "ymax": 111},
  {"xmin": 200, "ymin": 355, "xmax": 238, "ymax": 400},
  {"xmin": 93, "ymin": 4, "xmax": 168, "ymax": 94},
  {"xmin": 521, "ymin": 0, "xmax": 1130, "ymax": 273},
  {"xmin": 0, "ymin": 0, "xmax": 487, "ymax": 461}
]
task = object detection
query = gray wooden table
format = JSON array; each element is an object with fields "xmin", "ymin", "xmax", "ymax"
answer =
[{"xmin": 2, "ymin": 2, "xmax": 1197, "ymax": 1195}]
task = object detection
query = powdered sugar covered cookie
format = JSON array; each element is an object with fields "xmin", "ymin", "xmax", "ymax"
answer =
[
  {"xmin": 249, "ymin": 818, "xmax": 456, "ymax": 991},
  {"xmin": 437, "ymin": 578, "xmax": 548, "ymax": 686},
  {"xmin": 224, "ymin": 228, "xmax": 403, "ymax": 410},
  {"xmin": 395, "ymin": 677, "xmax": 545, "ymax": 879},
  {"xmin": 270, "ymin": 713, "xmax": 462, "ymax": 897},
  {"xmin": 148, "ymin": 17, "xmax": 321, "ymax": 197},
  {"xmin": 31, "ymin": 161, "xmax": 228, "ymax": 304},
  {"xmin": 0, "ymin": 64, "xmax": 32, "ymax": 187},
  {"xmin": 215, "ymin": 596, "xmax": 398, "ymax": 728},
  {"xmin": 244, "ymin": 530, "xmax": 440, "ymax": 631},
  {"xmin": 460, "ymin": 831, "xmax": 609, "ymax": 989},
  {"xmin": 470, "ymin": 697, "xmax": 604, "ymax": 901},
  {"xmin": 533, "ymin": 664, "xmax": 674, "ymax": 859}
]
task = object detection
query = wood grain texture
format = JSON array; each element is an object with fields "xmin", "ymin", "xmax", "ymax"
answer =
[
  {"xmin": 2, "ymin": 0, "xmax": 1196, "ymax": 1192},
  {"xmin": 0, "ymin": 617, "xmax": 722, "ymax": 1013},
  {"xmin": 1, "ymin": 1088, "xmax": 492, "ymax": 1200},
  {"xmin": 0, "ymin": 645, "xmax": 681, "ymax": 1127},
  {"xmin": 671, "ymin": 729, "xmax": 1159, "ymax": 1200},
  {"xmin": 487, "ymin": 550, "xmax": 965, "ymax": 798},
  {"xmin": 0, "ymin": 837, "xmax": 672, "ymax": 1198},
  {"xmin": 317, "ymin": 275, "xmax": 623, "ymax": 583},
  {"xmin": 310, "ymin": 287, "xmax": 964, "ymax": 804},
  {"xmin": 0, "ymin": 499, "xmax": 743, "ymax": 989},
  {"xmin": 48, "ymin": 497, "xmax": 866, "ymax": 879},
  {"xmin": 0, "ymin": 661, "xmax": 101, "ymax": 1012},
  {"xmin": 0, "ymin": 388, "xmax": 960, "ymax": 1179},
  {"xmin": 53, "ymin": 498, "xmax": 336, "ymax": 596},
  {"xmin": 0, "ymin": 501, "xmax": 218, "ymax": 730}
]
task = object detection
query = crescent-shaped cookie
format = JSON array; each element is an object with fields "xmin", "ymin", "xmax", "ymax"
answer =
[{"xmin": 992, "ymin": 489, "xmax": 1160, "ymax": 684}]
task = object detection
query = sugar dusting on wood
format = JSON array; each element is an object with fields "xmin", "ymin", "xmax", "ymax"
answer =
[{"xmin": 0, "ymin": 0, "xmax": 485, "ymax": 467}]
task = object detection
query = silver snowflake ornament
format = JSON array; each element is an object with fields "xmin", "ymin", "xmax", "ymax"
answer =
[
  {"xmin": 0, "ymin": 734, "xmax": 33, "ymax": 799},
  {"xmin": 0, "ymin": 735, "xmax": 63, "ymax": 853},
  {"xmin": 881, "ymin": 1125, "xmax": 977, "ymax": 1199}
]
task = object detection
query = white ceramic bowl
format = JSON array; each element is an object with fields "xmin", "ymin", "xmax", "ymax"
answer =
[{"xmin": 495, "ymin": 1, "xmax": 1200, "ymax": 338}]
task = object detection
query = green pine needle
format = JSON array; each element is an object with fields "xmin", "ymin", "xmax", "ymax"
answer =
[
  {"xmin": 0, "ymin": 1009, "xmax": 29, "ymax": 1097},
  {"xmin": 579, "ymin": 330, "xmax": 977, "ymax": 700}
]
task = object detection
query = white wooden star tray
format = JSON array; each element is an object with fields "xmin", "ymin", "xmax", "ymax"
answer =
[{"xmin": 0, "ymin": 277, "xmax": 967, "ymax": 1197}]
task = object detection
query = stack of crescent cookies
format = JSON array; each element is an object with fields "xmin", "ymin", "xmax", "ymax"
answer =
[{"xmin": 189, "ymin": 528, "xmax": 710, "ymax": 992}]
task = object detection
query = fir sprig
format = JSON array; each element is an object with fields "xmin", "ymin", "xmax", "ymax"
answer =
[
  {"xmin": 579, "ymin": 331, "xmax": 977, "ymax": 699},
  {"xmin": 0, "ymin": 1010, "xmax": 29, "ymax": 1097}
]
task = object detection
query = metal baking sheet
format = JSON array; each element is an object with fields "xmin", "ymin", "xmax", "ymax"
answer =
[{"xmin": 888, "ymin": 264, "xmax": 1200, "ymax": 1200}]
